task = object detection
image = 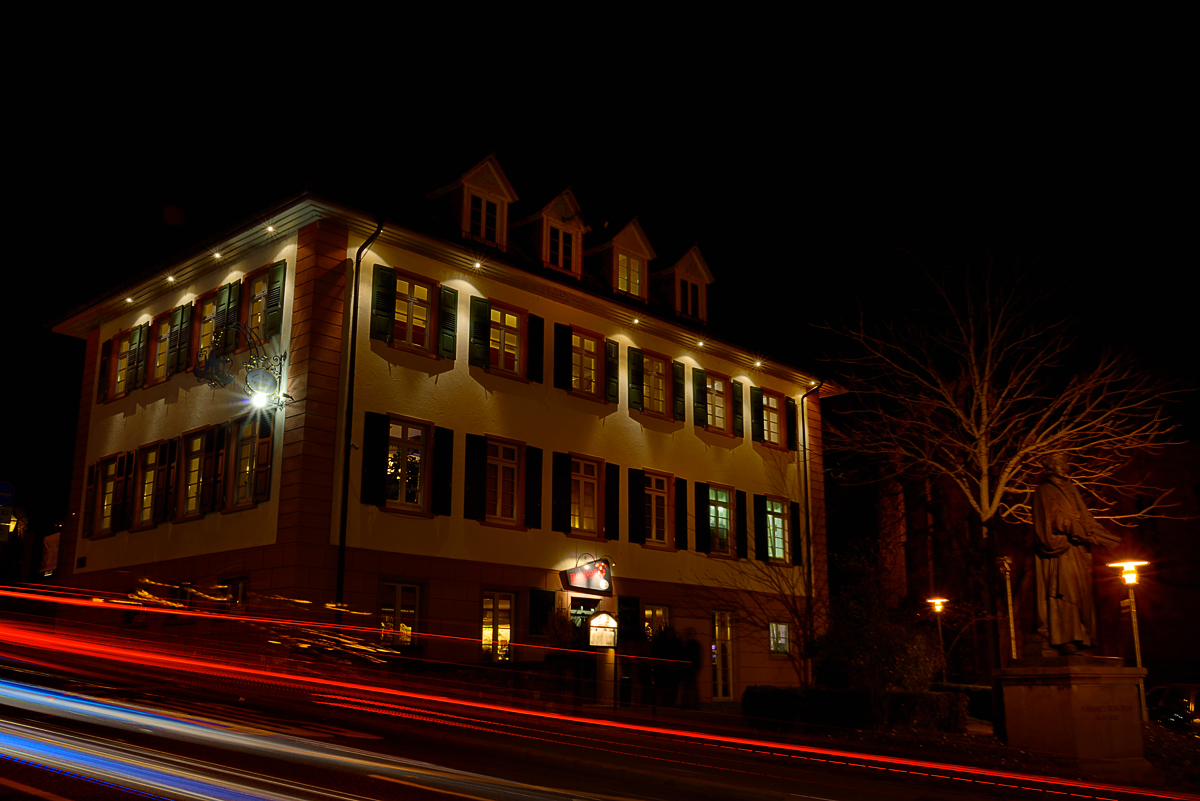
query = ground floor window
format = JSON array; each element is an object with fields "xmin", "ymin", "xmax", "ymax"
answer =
[
  {"xmin": 644, "ymin": 604, "xmax": 669, "ymax": 637},
  {"xmin": 713, "ymin": 611, "xmax": 733, "ymax": 699},
  {"xmin": 381, "ymin": 583, "xmax": 419, "ymax": 647},
  {"xmin": 769, "ymin": 622, "xmax": 789, "ymax": 654},
  {"xmin": 482, "ymin": 591, "xmax": 514, "ymax": 661}
]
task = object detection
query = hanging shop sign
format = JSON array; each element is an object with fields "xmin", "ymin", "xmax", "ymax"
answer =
[{"xmin": 560, "ymin": 557, "xmax": 613, "ymax": 597}]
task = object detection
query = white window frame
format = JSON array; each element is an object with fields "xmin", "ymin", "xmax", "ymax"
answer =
[
  {"xmin": 644, "ymin": 604, "xmax": 669, "ymax": 636},
  {"xmin": 482, "ymin": 591, "xmax": 514, "ymax": 662},
  {"xmin": 386, "ymin": 419, "xmax": 430, "ymax": 511},
  {"xmin": 644, "ymin": 471, "xmax": 669, "ymax": 544},
  {"xmin": 570, "ymin": 457, "xmax": 601, "ymax": 534},
  {"xmin": 489, "ymin": 304, "xmax": 522, "ymax": 376},
  {"xmin": 486, "ymin": 440, "xmax": 520, "ymax": 522},
  {"xmin": 617, "ymin": 252, "xmax": 642, "ymax": 297},
  {"xmin": 571, "ymin": 329, "xmax": 600, "ymax": 397},
  {"xmin": 381, "ymin": 582, "xmax": 420, "ymax": 647},
  {"xmin": 766, "ymin": 496, "xmax": 789, "ymax": 561},
  {"xmin": 769, "ymin": 622, "xmax": 789, "ymax": 654},
  {"xmin": 642, "ymin": 353, "xmax": 667, "ymax": 415},
  {"xmin": 709, "ymin": 485, "xmax": 733, "ymax": 555},
  {"xmin": 393, "ymin": 274, "xmax": 434, "ymax": 351}
]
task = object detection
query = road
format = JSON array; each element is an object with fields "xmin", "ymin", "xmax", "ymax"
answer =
[{"xmin": 1, "ymin": 618, "xmax": 1194, "ymax": 801}]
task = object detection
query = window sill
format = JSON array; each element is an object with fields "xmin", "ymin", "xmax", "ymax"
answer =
[
  {"xmin": 128, "ymin": 521, "xmax": 158, "ymax": 533},
  {"xmin": 613, "ymin": 289, "xmax": 646, "ymax": 302},
  {"xmin": 144, "ymin": 376, "xmax": 170, "ymax": 389},
  {"xmin": 699, "ymin": 426, "xmax": 741, "ymax": 440},
  {"xmin": 567, "ymin": 389, "xmax": 608, "ymax": 406},
  {"xmin": 481, "ymin": 518, "xmax": 527, "ymax": 532},
  {"xmin": 222, "ymin": 502, "xmax": 257, "ymax": 515},
  {"xmin": 640, "ymin": 540, "xmax": 677, "ymax": 552},
  {"xmin": 379, "ymin": 505, "xmax": 434, "ymax": 519},
  {"xmin": 543, "ymin": 263, "xmax": 581, "ymax": 279},
  {"xmin": 91, "ymin": 529, "xmax": 116, "ymax": 541},
  {"xmin": 173, "ymin": 513, "xmax": 203, "ymax": 525},
  {"xmin": 634, "ymin": 408, "xmax": 672, "ymax": 421},
  {"xmin": 755, "ymin": 439, "xmax": 789, "ymax": 452},
  {"xmin": 388, "ymin": 341, "xmax": 441, "ymax": 360},
  {"xmin": 706, "ymin": 551, "xmax": 737, "ymax": 561},
  {"xmin": 483, "ymin": 367, "xmax": 530, "ymax": 385},
  {"xmin": 567, "ymin": 530, "xmax": 605, "ymax": 542}
]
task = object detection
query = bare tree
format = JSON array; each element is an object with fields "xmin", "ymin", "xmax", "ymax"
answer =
[{"xmin": 824, "ymin": 268, "xmax": 1184, "ymax": 538}]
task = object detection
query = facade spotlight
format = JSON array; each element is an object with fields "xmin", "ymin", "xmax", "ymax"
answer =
[{"xmin": 125, "ymin": 298, "xmax": 134, "ymax": 304}]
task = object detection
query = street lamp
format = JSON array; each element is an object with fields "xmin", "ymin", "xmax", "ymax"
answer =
[
  {"xmin": 928, "ymin": 598, "xmax": 948, "ymax": 682},
  {"xmin": 1107, "ymin": 560, "xmax": 1149, "ymax": 722}
]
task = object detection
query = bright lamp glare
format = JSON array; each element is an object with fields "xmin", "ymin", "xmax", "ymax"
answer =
[{"xmin": 250, "ymin": 392, "xmax": 268, "ymax": 408}]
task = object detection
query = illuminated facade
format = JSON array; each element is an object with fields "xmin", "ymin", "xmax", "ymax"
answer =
[{"xmin": 53, "ymin": 155, "xmax": 830, "ymax": 702}]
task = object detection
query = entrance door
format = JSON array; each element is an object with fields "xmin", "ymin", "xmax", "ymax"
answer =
[{"xmin": 712, "ymin": 611, "xmax": 733, "ymax": 700}]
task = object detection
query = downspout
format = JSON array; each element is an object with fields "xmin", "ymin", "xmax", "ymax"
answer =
[
  {"xmin": 335, "ymin": 218, "xmax": 386, "ymax": 617},
  {"xmin": 797, "ymin": 379, "xmax": 823, "ymax": 685}
]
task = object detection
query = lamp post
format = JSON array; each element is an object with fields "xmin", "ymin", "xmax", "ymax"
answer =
[
  {"xmin": 1107, "ymin": 560, "xmax": 1149, "ymax": 722},
  {"xmin": 928, "ymin": 598, "xmax": 948, "ymax": 682},
  {"xmin": 997, "ymin": 556, "xmax": 1017, "ymax": 660}
]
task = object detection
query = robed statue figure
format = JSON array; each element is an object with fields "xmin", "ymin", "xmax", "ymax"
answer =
[{"xmin": 1032, "ymin": 454, "xmax": 1121, "ymax": 654}]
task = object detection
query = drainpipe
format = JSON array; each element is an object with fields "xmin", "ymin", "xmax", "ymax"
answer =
[
  {"xmin": 335, "ymin": 217, "xmax": 386, "ymax": 618},
  {"xmin": 797, "ymin": 379, "xmax": 823, "ymax": 685}
]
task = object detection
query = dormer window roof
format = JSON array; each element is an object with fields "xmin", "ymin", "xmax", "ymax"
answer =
[
  {"xmin": 427, "ymin": 153, "xmax": 518, "ymax": 251},
  {"xmin": 583, "ymin": 217, "xmax": 656, "ymax": 301},
  {"xmin": 512, "ymin": 188, "xmax": 589, "ymax": 278}
]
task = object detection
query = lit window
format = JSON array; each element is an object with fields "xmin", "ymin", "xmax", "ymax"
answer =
[
  {"xmin": 100, "ymin": 459, "xmax": 118, "ymax": 532},
  {"xmin": 394, "ymin": 277, "xmax": 432, "ymax": 349},
  {"xmin": 386, "ymin": 422, "xmax": 428, "ymax": 509},
  {"xmin": 643, "ymin": 354, "xmax": 666, "ymax": 415},
  {"xmin": 766, "ymin": 497, "xmax": 789, "ymax": 560},
  {"xmin": 150, "ymin": 317, "xmax": 171, "ymax": 382},
  {"xmin": 644, "ymin": 604, "xmax": 669, "ymax": 637},
  {"xmin": 571, "ymin": 331, "xmax": 599, "ymax": 396},
  {"xmin": 571, "ymin": 457, "xmax": 600, "ymax": 534},
  {"xmin": 707, "ymin": 375, "xmax": 727, "ymax": 431},
  {"xmin": 139, "ymin": 449, "xmax": 156, "ymax": 525},
  {"xmin": 232, "ymin": 418, "xmax": 260, "ymax": 506},
  {"xmin": 247, "ymin": 273, "xmax": 269, "ymax": 341},
  {"xmin": 113, "ymin": 332, "xmax": 133, "ymax": 396},
  {"xmin": 617, "ymin": 253, "xmax": 642, "ymax": 297},
  {"xmin": 381, "ymin": 583, "xmax": 419, "ymax": 647},
  {"xmin": 486, "ymin": 440, "xmax": 519, "ymax": 522},
  {"xmin": 181, "ymin": 434, "xmax": 203, "ymax": 516},
  {"xmin": 770, "ymin": 622, "xmax": 789, "ymax": 654},
  {"xmin": 548, "ymin": 225, "xmax": 574, "ymax": 272},
  {"xmin": 489, "ymin": 306, "xmax": 521, "ymax": 374},
  {"xmin": 198, "ymin": 295, "xmax": 218, "ymax": 357},
  {"xmin": 762, "ymin": 392, "xmax": 782, "ymax": 445},
  {"xmin": 709, "ymin": 486, "xmax": 732, "ymax": 555},
  {"xmin": 482, "ymin": 591, "xmax": 513, "ymax": 661},
  {"xmin": 644, "ymin": 472, "xmax": 668, "ymax": 544},
  {"xmin": 680, "ymin": 278, "xmax": 701, "ymax": 318},
  {"xmin": 469, "ymin": 194, "xmax": 498, "ymax": 242}
]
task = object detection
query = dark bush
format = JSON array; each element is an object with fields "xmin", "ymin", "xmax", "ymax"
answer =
[
  {"xmin": 932, "ymin": 682, "xmax": 993, "ymax": 721},
  {"xmin": 742, "ymin": 685, "xmax": 805, "ymax": 732},
  {"xmin": 744, "ymin": 687, "xmax": 967, "ymax": 734}
]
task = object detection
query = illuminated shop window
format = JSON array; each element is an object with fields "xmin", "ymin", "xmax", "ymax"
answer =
[
  {"xmin": 482, "ymin": 591, "xmax": 513, "ymax": 662},
  {"xmin": 381, "ymin": 583, "xmax": 419, "ymax": 647},
  {"xmin": 644, "ymin": 604, "xmax": 669, "ymax": 637}
]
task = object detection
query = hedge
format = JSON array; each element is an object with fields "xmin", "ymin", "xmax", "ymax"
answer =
[{"xmin": 743, "ymin": 686, "xmax": 968, "ymax": 734}]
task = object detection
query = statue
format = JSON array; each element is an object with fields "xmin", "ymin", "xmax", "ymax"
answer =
[{"xmin": 1032, "ymin": 454, "xmax": 1121, "ymax": 655}]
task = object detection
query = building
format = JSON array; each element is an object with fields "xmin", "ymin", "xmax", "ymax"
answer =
[{"xmin": 51, "ymin": 155, "xmax": 831, "ymax": 703}]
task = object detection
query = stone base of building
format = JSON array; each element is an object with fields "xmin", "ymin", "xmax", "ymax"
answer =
[{"xmin": 997, "ymin": 656, "xmax": 1159, "ymax": 785}]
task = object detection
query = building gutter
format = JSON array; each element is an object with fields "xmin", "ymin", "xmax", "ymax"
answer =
[
  {"xmin": 335, "ymin": 217, "xmax": 386, "ymax": 614},
  {"xmin": 797, "ymin": 379, "xmax": 823, "ymax": 685}
]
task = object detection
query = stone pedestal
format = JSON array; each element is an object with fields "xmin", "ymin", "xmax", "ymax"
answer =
[{"xmin": 997, "ymin": 656, "xmax": 1158, "ymax": 784}]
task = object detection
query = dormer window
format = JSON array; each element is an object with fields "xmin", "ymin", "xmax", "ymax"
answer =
[
  {"xmin": 548, "ymin": 225, "xmax": 575, "ymax": 273},
  {"xmin": 680, "ymin": 278, "xmax": 701, "ymax": 317},
  {"xmin": 616, "ymin": 253, "xmax": 643, "ymax": 298},
  {"xmin": 469, "ymin": 194, "xmax": 499, "ymax": 243}
]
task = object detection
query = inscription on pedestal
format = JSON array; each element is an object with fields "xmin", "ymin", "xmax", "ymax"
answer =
[{"xmin": 1082, "ymin": 703, "xmax": 1133, "ymax": 722}]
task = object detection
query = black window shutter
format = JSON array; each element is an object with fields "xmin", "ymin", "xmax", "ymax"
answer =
[
  {"xmin": 264, "ymin": 260, "xmax": 287, "ymax": 339},
  {"xmin": 605, "ymin": 461, "xmax": 620, "ymax": 540},
  {"xmin": 754, "ymin": 493, "xmax": 769, "ymax": 562},
  {"xmin": 786, "ymin": 397, "xmax": 800, "ymax": 451},
  {"xmin": 468, "ymin": 297, "xmax": 490, "ymax": 368},
  {"xmin": 166, "ymin": 306, "xmax": 183, "ymax": 375},
  {"xmin": 674, "ymin": 477, "xmax": 688, "ymax": 550},
  {"xmin": 223, "ymin": 281, "xmax": 241, "ymax": 354},
  {"xmin": 463, "ymin": 434, "xmax": 488, "ymax": 520},
  {"xmin": 370, "ymin": 265, "xmax": 395, "ymax": 343},
  {"xmin": 750, "ymin": 386, "xmax": 764, "ymax": 442},
  {"xmin": 527, "ymin": 314, "xmax": 544, "ymax": 383},
  {"xmin": 524, "ymin": 446, "xmax": 542, "ymax": 529},
  {"xmin": 213, "ymin": 284, "xmax": 232, "ymax": 353},
  {"xmin": 605, "ymin": 339, "xmax": 619, "ymax": 404},
  {"xmin": 82, "ymin": 464, "xmax": 96, "ymax": 538},
  {"xmin": 432, "ymin": 426, "xmax": 454, "ymax": 515},
  {"xmin": 552, "ymin": 323, "xmax": 572, "ymax": 390},
  {"xmin": 116, "ymin": 450, "xmax": 135, "ymax": 532},
  {"xmin": 164, "ymin": 439, "xmax": 179, "ymax": 522},
  {"xmin": 96, "ymin": 338, "xmax": 112, "ymax": 402},
  {"xmin": 790, "ymin": 501, "xmax": 803, "ymax": 566},
  {"xmin": 360, "ymin": 412, "xmax": 389, "ymax": 506},
  {"xmin": 627, "ymin": 348, "xmax": 643, "ymax": 411},
  {"xmin": 151, "ymin": 443, "xmax": 170, "ymax": 523},
  {"xmin": 438, "ymin": 286, "xmax": 458, "ymax": 359},
  {"xmin": 132, "ymin": 323, "xmax": 150, "ymax": 389},
  {"xmin": 736, "ymin": 490, "xmax": 748, "ymax": 559},
  {"xmin": 692, "ymin": 368, "xmax": 708, "ymax": 428},
  {"xmin": 672, "ymin": 361, "xmax": 686, "ymax": 421},
  {"xmin": 253, "ymin": 411, "xmax": 274, "ymax": 502},
  {"xmin": 111, "ymin": 454, "xmax": 127, "ymax": 532},
  {"xmin": 199, "ymin": 427, "xmax": 217, "ymax": 513},
  {"xmin": 732, "ymin": 380, "xmax": 744, "ymax": 438},
  {"xmin": 212, "ymin": 424, "xmax": 227, "ymax": 512},
  {"xmin": 550, "ymin": 451, "xmax": 571, "ymax": 533},
  {"xmin": 694, "ymin": 482, "xmax": 710, "ymax": 553},
  {"xmin": 628, "ymin": 468, "xmax": 645, "ymax": 544}
]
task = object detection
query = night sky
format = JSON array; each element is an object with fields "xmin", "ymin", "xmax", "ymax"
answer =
[{"xmin": 4, "ymin": 76, "xmax": 1193, "ymax": 536}]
